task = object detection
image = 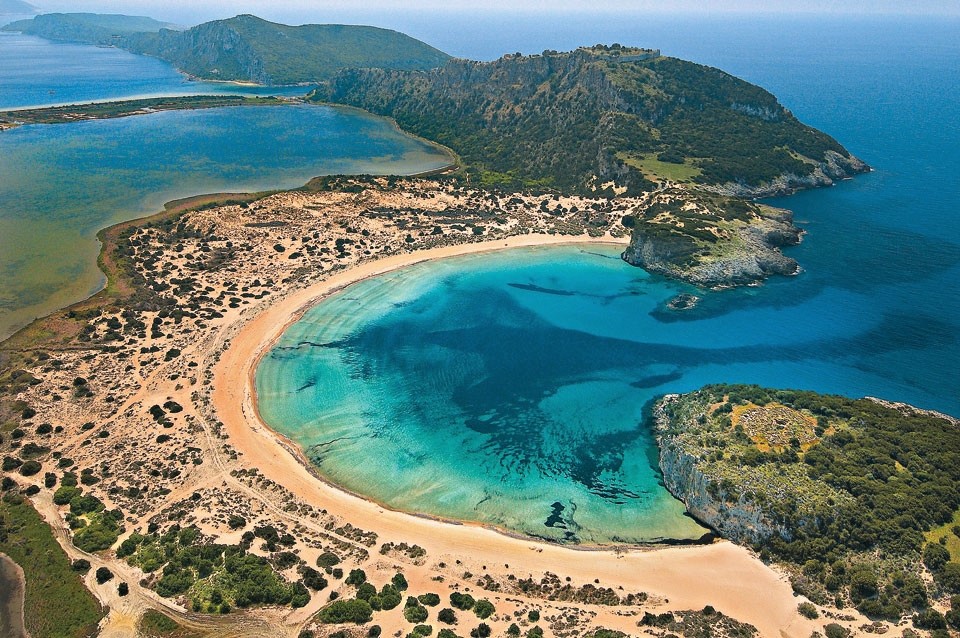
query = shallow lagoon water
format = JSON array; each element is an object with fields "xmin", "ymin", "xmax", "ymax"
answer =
[
  {"xmin": 0, "ymin": 104, "xmax": 452, "ymax": 339},
  {"xmin": 256, "ymin": 244, "xmax": 711, "ymax": 544}
]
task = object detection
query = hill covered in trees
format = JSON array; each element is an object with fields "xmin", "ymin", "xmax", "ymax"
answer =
[
  {"xmin": 311, "ymin": 45, "xmax": 867, "ymax": 196},
  {"xmin": 3, "ymin": 13, "xmax": 451, "ymax": 84},
  {"xmin": 3, "ymin": 12, "xmax": 175, "ymax": 42},
  {"xmin": 657, "ymin": 385, "xmax": 960, "ymax": 627}
]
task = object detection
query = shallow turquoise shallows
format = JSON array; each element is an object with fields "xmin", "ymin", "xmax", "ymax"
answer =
[{"xmin": 256, "ymin": 244, "xmax": 714, "ymax": 544}]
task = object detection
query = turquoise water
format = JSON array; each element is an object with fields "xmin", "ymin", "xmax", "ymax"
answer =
[
  {"xmin": 256, "ymin": 245, "xmax": 711, "ymax": 544},
  {"xmin": 0, "ymin": 104, "xmax": 452, "ymax": 339},
  {"xmin": 257, "ymin": 15, "xmax": 960, "ymax": 543}
]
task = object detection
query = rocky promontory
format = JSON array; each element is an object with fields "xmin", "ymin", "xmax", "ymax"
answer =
[
  {"xmin": 654, "ymin": 384, "xmax": 960, "ymax": 623},
  {"xmin": 621, "ymin": 189, "xmax": 802, "ymax": 288}
]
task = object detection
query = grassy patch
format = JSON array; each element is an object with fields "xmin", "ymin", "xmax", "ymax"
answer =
[
  {"xmin": 0, "ymin": 495, "xmax": 103, "ymax": 638},
  {"xmin": 617, "ymin": 152, "xmax": 703, "ymax": 183},
  {"xmin": 925, "ymin": 509, "xmax": 960, "ymax": 561}
]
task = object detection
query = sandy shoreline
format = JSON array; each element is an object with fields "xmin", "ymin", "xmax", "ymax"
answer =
[{"xmin": 213, "ymin": 233, "xmax": 815, "ymax": 637}]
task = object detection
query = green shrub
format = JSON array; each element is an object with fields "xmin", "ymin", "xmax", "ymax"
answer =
[
  {"xmin": 450, "ymin": 592, "xmax": 475, "ymax": 611},
  {"xmin": 71, "ymin": 558, "xmax": 91, "ymax": 573},
  {"xmin": 470, "ymin": 624, "xmax": 490, "ymax": 638},
  {"xmin": 73, "ymin": 512, "xmax": 120, "ymax": 552},
  {"xmin": 418, "ymin": 592, "xmax": 441, "ymax": 606},
  {"xmin": 798, "ymin": 602, "xmax": 819, "ymax": 619},
  {"xmin": 473, "ymin": 599, "xmax": 495, "ymax": 619},
  {"xmin": 924, "ymin": 544, "xmax": 951, "ymax": 572},
  {"xmin": 404, "ymin": 603, "xmax": 429, "ymax": 623},
  {"xmin": 346, "ymin": 568, "xmax": 367, "ymax": 585},
  {"xmin": 318, "ymin": 598, "xmax": 373, "ymax": 624},
  {"xmin": 914, "ymin": 609, "xmax": 947, "ymax": 630},
  {"xmin": 378, "ymin": 584, "xmax": 402, "ymax": 610},
  {"xmin": 300, "ymin": 566, "xmax": 328, "ymax": 591},
  {"xmin": 53, "ymin": 485, "xmax": 81, "ymax": 505},
  {"xmin": 938, "ymin": 563, "xmax": 960, "ymax": 593},
  {"xmin": 316, "ymin": 551, "xmax": 341, "ymax": 567},
  {"xmin": 437, "ymin": 607, "xmax": 456, "ymax": 624},
  {"xmin": 824, "ymin": 624, "xmax": 849, "ymax": 638}
]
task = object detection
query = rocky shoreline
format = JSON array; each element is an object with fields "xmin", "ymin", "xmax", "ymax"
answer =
[
  {"xmin": 698, "ymin": 150, "xmax": 870, "ymax": 199},
  {"xmin": 621, "ymin": 190, "xmax": 805, "ymax": 289},
  {"xmin": 653, "ymin": 395, "xmax": 788, "ymax": 545}
]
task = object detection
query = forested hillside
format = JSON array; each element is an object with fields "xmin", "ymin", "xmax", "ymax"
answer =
[
  {"xmin": 658, "ymin": 385, "xmax": 960, "ymax": 626},
  {"xmin": 312, "ymin": 46, "xmax": 867, "ymax": 195}
]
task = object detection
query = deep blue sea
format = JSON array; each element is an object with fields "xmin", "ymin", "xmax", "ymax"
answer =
[{"xmin": 256, "ymin": 14, "xmax": 960, "ymax": 543}]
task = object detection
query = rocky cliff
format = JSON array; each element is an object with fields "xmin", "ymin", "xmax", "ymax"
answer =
[
  {"xmin": 654, "ymin": 395, "xmax": 790, "ymax": 545},
  {"xmin": 653, "ymin": 385, "xmax": 960, "ymax": 621},
  {"xmin": 700, "ymin": 150, "xmax": 870, "ymax": 199},
  {"xmin": 621, "ymin": 190, "xmax": 802, "ymax": 288}
]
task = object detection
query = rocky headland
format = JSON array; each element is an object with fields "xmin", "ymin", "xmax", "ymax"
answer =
[
  {"xmin": 621, "ymin": 189, "xmax": 803, "ymax": 288},
  {"xmin": 654, "ymin": 385, "xmax": 960, "ymax": 629}
]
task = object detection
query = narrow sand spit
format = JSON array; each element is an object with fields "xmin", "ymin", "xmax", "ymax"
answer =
[{"xmin": 213, "ymin": 233, "xmax": 814, "ymax": 638}]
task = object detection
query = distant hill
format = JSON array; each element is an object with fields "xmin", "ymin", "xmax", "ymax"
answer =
[
  {"xmin": 124, "ymin": 15, "xmax": 450, "ymax": 84},
  {"xmin": 3, "ymin": 13, "xmax": 177, "ymax": 42},
  {"xmin": 3, "ymin": 12, "xmax": 451, "ymax": 85},
  {"xmin": 0, "ymin": 0, "xmax": 37, "ymax": 15},
  {"xmin": 311, "ymin": 45, "xmax": 867, "ymax": 195}
]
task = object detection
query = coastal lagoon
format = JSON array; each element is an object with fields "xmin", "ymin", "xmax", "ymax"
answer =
[
  {"xmin": 256, "ymin": 244, "xmax": 712, "ymax": 544},
  {"xmin": 0, "ymin": 104, "xmax": 453, "ymax": 339},
  {"xmin": 256, "ymin": 225, "xmax": 958, "ymax": 544}
]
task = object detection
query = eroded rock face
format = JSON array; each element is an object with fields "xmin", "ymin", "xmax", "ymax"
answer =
[
  {"xmin": 699, "ymin": 150, "xmax": 870, "ymax": 199},
  {"xmin": 653, "ymin": 396, "xmax": 790, "ymax": 545},
  {"xmin": 622, "ymin": 208, "xmax": 802, "ymax": 289}
]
